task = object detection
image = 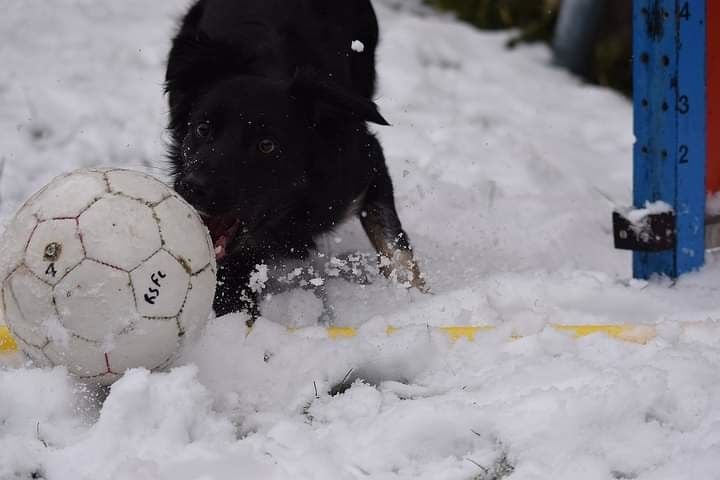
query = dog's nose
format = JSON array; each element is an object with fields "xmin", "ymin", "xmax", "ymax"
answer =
[{"xmin": 175, "ymin": 173, "xmax": 212, "ymax": 212}]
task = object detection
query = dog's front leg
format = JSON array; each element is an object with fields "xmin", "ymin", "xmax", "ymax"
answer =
[
  {"xmin": 359, "ymin": 137, "xmax": 428, "ymax": 292},
  {"xmin": 214, "ymin": 258, "xmax": 260, "ymax": 325}
]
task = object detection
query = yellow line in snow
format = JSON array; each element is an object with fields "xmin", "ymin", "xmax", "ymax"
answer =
[
  {"xmin": 0, "ymin": 326, "xmax": 17, "ymax": 352},
  {"xmin": 0, "ymin": 322, "xmax": 660, "ymax": 355}
]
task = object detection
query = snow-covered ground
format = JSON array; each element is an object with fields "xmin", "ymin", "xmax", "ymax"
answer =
[{"xmin": 3, "ymin": 1, "xmax": 720, "ymax": 479}]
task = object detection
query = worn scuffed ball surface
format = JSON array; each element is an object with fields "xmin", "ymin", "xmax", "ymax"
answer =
[{"xmin": 0, "ymin": 168, "xmax": 216, "ymax": 385}]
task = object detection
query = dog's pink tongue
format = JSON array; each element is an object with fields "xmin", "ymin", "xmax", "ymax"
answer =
[
  {"xmin": 204, "ymin": 215, "xmax": 238, "ymax": 261},
  {"xmin": 214, "ymin": 235, "xmax": 228, "ymax": 261}
]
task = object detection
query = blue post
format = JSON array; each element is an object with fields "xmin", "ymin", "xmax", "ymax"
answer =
[{"xmin": 632, "ymin": 0, "xmax": 706, "ymax": 279}]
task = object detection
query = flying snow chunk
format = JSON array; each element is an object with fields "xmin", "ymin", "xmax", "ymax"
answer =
[
  {"xmin": 25, "ymin": 219, "xmax": 84, "ymax": 285},
  {"xmin": 6, "ymin": 268, "xmax": 55, "ymax": 347},
  {"xmin": 154, "ymin": 196, "xmax": 214, "ymax": 274},
  {"xmin": 131, "ymin": 249, "xmax": 190, "ymax": 318},
  {"xmin": 54, "ymin": 260, "xmax": 136, "ymax": 342},
  {"xmin": 352, "ymin": 40, "xmax": 365, "ymax": 52},
  {"xmin": 107, "ymin": 169, "xmax": 169, "ymax": 205},
  {"xmin": 79, "ymin": 195, "xmax": 162, "ymax": 271},
  {"xmin": 31, "ymin": 171, "xmax": 108, "ymax": 220},
  {"xmin": 106, "ymin": 318, "xmax": 181, "ymax": 373}
]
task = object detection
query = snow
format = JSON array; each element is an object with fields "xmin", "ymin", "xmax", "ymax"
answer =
[
  {"xmin": 707, "ymin": 192, "xmax": 720, "ymax": 216},
  {"xmin": 2, "ymin": 0, "xmax": 720, "ymax": 478},
  {"xmin": 352, "ymin": 40, "xmax": 366, "ymax": 53},
  {"xmin": 620, "ymin": 201, "xmax": 674, "ymax": 225}
]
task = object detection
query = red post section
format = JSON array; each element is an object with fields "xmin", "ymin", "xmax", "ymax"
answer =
[{"xmin": 708, "ymin": 0, "xmax": 720, "ymax": 194}]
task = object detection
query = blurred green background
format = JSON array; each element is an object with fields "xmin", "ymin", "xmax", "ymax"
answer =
[{"xmin": 423, "ymin": 0, "xmax": 632, "ymax": 96}]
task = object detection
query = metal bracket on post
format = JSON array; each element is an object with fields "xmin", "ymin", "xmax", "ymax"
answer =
[
  {"xmin": 613, "ymin": 210, "xmax": 676, "ymax": 252},
  {"xmin": 624, "ymin": 0, "xmax": 706, "ymax": 279}
]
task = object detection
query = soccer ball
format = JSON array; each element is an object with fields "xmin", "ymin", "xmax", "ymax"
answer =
[{"xmin": 0, "ymin": 168, "xmax": 216, "ymax": 384}]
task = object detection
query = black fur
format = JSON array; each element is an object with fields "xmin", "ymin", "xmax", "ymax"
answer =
[{"xmin": 165, "ymin": 0, "xmax": 423, "ymax": 317}]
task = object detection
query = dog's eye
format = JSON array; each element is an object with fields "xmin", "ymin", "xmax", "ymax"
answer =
[
  {"xmin": 258, "ymin": 138, "xmax": 277, "ymax": 155},
  {"xmin": 195, "ymin": 122, "xmax": 211, "ymax": 139}
]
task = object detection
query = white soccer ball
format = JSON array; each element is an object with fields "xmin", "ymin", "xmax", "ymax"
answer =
[{"xmin": 0, "ymin": 168, "xmax": 217, "ymax": 384}]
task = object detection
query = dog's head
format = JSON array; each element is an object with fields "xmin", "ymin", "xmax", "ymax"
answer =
[{"xmin": 166, "ymin": 36, "xmax": 388, "ymax": 260}]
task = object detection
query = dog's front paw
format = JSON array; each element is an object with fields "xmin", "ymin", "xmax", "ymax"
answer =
[{"xmin": 378, "ymin": 249, "xmax": 429, "ymax": 293}]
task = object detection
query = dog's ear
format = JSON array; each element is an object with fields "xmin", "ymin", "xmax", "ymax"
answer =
[
  {"xmin": 290, "ymin": 68, "xmax": 390, "ymax": 126},
  {"xmin": 165, "ymin": 32, "xmax": 251, "ymax": 95}
]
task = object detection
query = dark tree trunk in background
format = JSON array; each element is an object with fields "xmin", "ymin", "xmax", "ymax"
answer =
[
  {"xmin": 553, "ymin": 0, "xmax": 632, "ymax": 95},
  {"xmin": 594, "ymin": 0, "xmax": 632, "ymax": 95},
  {"xmin": 553, "ymin": 0, "xmax": 606, "ymax": 76}
]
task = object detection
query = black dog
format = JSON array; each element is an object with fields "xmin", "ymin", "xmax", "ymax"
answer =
[{"xmin": 165, "ymin": 0, "xmax": 425, "ymax": 318}]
